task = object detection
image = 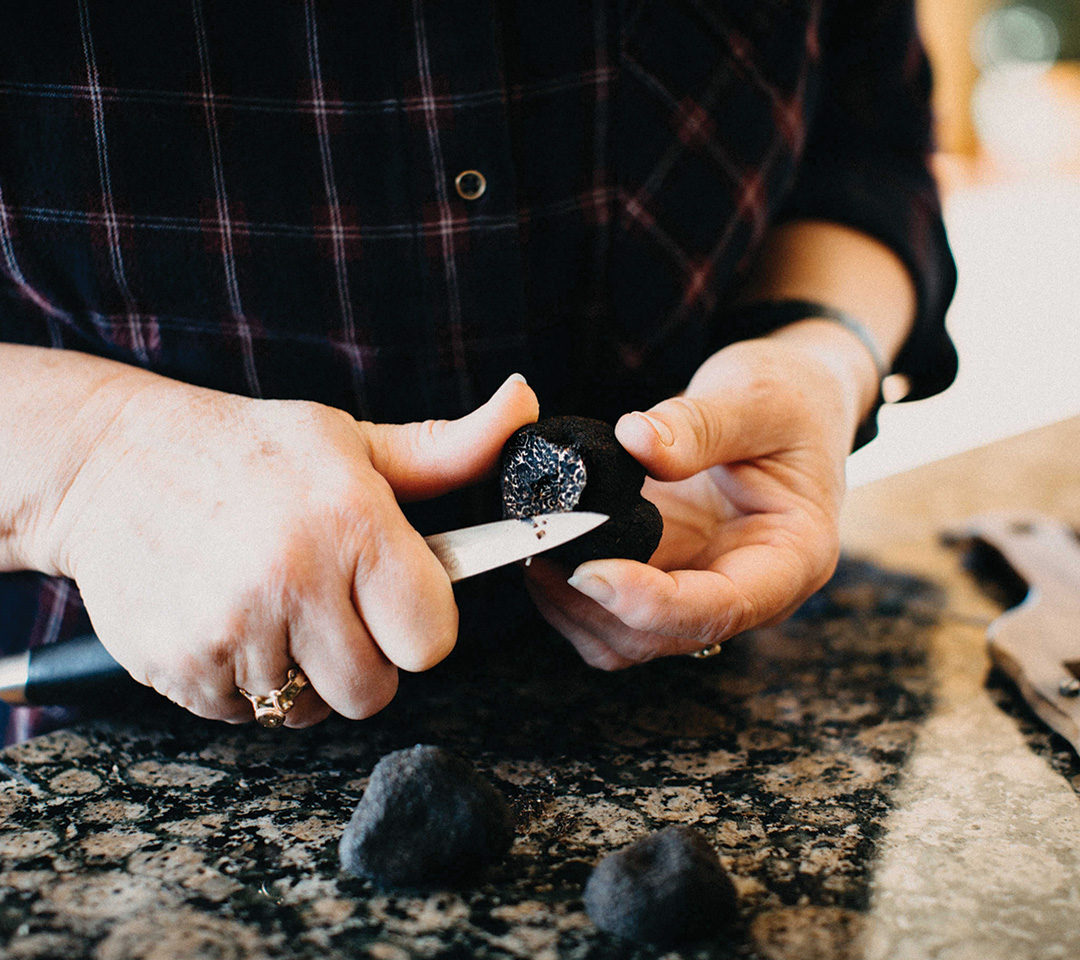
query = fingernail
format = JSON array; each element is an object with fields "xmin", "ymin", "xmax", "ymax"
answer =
[
  {"xmin": 505, "ymin": 372, "xmax": 528, "ymax": 386},
  {"xmin": 635, "ymin": 411, "xmax": 674, "ymax": 446},
  {"xmin": 567, "ymin": 572, "xmax": 615, "ymax": 604}
]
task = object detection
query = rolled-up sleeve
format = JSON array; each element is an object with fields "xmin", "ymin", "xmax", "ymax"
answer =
[{"xmin": 776, "ymin": 0, "xmax": 958, "ymax": 401}]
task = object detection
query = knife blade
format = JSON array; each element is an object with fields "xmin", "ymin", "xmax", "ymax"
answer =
[
  {"xmin": 0, "ymin": 510, "xmax": 608, "ymax": 707},
  {"xmin": 426, "ymin": 511, "xmax": 608, "ymax": 582}
]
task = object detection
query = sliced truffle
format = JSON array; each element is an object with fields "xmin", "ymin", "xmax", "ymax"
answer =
[
  {"xmin": 583, "ymin": 826, "xmax": 738, "ymax": 945},
  {"xmin": 338, "ymin": 744, "xmax": 514, "ymax": 889},
  {"xmin": 500, "ymin": 416, "xmax": 663, "ymax": 568}
]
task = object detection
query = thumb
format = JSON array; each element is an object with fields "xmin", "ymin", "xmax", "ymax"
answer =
[
  {"xmin": 614, "ymin": 390, "xmax": 793, "ymax": 483},
  {"xmin": 363, "ymin": 373, "xmax": 539, "ymax": 501}
]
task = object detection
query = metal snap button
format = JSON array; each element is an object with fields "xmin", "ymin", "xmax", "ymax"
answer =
[{"xmin": 454, "ymin": 170, "xmax": 487, "ymax": 200}]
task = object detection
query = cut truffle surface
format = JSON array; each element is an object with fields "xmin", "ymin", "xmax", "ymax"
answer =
[
  {"xmin": 500, "ymin": 416, "xmax": 662, "ymax": 567},
  {"xmin": 338, "ymin": 744, "xmax": 514, "ymax": 889},
  {"xmin": 502, "ymin": 432, "xmax": 588, "ymax": 515},
  {"xmin": 583, "ymin": 826, "xmax": 739, "ymax": 945}
]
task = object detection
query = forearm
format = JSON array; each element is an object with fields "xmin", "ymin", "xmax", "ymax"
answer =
[
  {"xmin": 731, "ymin": 218, "xmax": 918, "ymax": 432},
  {"xmin": 0, "ymin": 344, "xmax": 155, "ymax": 574}
]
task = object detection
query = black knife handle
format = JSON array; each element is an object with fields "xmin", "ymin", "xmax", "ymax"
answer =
[{"xmin": 25, "ymin": 633, "xmax": 136, "ymax": 706}]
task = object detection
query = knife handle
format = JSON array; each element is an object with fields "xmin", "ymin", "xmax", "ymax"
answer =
[{"xmin": 0, "ymin": 633, "xmax": 135, "ymax": 706}]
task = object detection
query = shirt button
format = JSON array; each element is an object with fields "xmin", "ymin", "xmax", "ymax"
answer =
[{"xmin": 454, "ymin": 169, "xmax": 487, "ymax": 200}]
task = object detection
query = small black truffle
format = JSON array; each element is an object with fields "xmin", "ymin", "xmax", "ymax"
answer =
[
  {"xmin": 583, "ymin": 826, "xmax": 739, "ymax": 945},
  {"xmin": 338, "ymin": 745, "xmax": 514, "ymax": 889},
  {"xmin": 500, "ymin": 416, "xmax": 663, "ymax": 568}
]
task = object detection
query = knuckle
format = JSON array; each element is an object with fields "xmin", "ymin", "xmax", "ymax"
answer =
[
  {"xmin": 667, "ymin": 397, "xmax": 719, "ymax": 456},
  {"xmin": 362, "ymin": 670, "xmax": 400, "ymax": 718},
  {"xmin": 628, "ymin": 616, "xmax": 673, "ymax": 653},
  {"xmin": 619, "ymin": 602, "xmax": 657, "ymax": 635},
  {"xmin": 419, "ymin": 417, "xmax": 451, "ymax": 443},
  {"xmin": 338, "ymin": 667, "xmax": 399, "ymax": 720},
  {"xmin": 392, "ymin": 593, "xmax": 458, "ymax": 673},
  {"xmin": 784, "ymin": 512, "xmax": 841, "ymax": 598},
  {"xmin": 213, "ymin": 618, "xmax": 251, "ymax": 664},
  {"xmin": 618, "ymin": 636, "xmax": 661, "ymax": 665},
  {"xmin": 412, "ymin": 418, "xmax": 451, "ymax": 462},
  {"xmin": 729, "ymin": 590, "xmax": 761, "ymax": 635},
  {"xmin": 395, "ymin": 635, "xmax": 455, "ymax": 673},
  {"xmin": 708, "ymin": 586, "xmax": 759, "ymax": 645},
  {"xmin": 581, "ymin": 646, "xmax": 632, "ymax": 672}
]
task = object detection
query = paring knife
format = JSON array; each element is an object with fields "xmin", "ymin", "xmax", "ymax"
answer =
[{"xmin": 0, "ymin": 510, "xmax": 608, "ymax": 707}]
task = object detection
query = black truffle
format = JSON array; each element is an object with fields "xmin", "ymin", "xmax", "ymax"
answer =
[
  {"xmin": 583, "ymin": 826, "xmax": 738, "ymax": 945},
  {"xmin": 338, "ymin": 745, "xmax": 514, "ymax": 889},
  {"xmin": 500, "ymin": 416, "xmax": 663, "ymax": 568}
]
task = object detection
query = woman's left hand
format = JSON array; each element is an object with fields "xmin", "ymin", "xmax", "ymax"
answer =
[{"xmin": 523, "ymin": 325, "xmax": 873, "ymax": 669}]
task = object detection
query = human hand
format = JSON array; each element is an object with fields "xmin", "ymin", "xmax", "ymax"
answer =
[
  {"xmin": 523, "ymin": 329, "xmax": 870, "ymax": 668},
  {"xmin": 43, "ymin": 373, "xmax": 538, "ymax": 725}
]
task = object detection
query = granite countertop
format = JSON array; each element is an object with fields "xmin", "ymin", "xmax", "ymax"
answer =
[{"xmin": 2, "ymin": 417, "xmax": 1079, "ymax": 960}]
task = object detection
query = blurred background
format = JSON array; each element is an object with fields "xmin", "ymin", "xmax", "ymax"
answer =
[{"xmin": 846, "ymin": 0, "xmax": 1080, "ymax": 486}]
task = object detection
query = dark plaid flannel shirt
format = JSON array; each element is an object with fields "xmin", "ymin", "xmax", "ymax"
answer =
[{"xmin": 0, "ymin": 0, "xmax": 956, "ymax": 741}]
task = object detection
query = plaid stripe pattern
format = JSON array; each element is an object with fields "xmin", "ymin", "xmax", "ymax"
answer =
[{"xmin": 0, "ymin": 0, "xmax": 956, "ymax": 740}]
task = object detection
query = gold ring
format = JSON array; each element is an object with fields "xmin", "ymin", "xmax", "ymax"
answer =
[
  {"xmin": 690, "ymin": 642, "xmax": 724, "ymax": 659},
  {"xmin": 238, "ymin": 667, "xmax": 309, "ymax": 728}
]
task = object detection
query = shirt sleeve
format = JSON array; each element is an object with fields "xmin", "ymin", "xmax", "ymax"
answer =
[{"xmin": 775, "ymin": 0, "xmax": 958, "ymax": 402}]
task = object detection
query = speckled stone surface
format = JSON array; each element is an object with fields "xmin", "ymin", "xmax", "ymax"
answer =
[
  {"xmin": 0, "ymin": 559, "xmax": 943, "ymax": 960},
  {"xmin": 840, "ymin": 417, "xmax": 1080, "ymax": 960}
]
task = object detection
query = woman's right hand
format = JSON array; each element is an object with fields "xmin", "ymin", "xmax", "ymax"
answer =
[{"xmin": 37, "ymin": 364, "xmax": 538, "ymax": 727}]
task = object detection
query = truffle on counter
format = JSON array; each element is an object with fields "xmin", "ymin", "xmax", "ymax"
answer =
[
  {"xmin": 500, "ymin": 415, "xmax": 663, "ymax": 568},
  {"xmin": 583, "ymin": 825, "xmax": 738, "ymax": 945},
  {"xmin": 338, "ymin": 744, "xmax": 514, "ymax": 889}
]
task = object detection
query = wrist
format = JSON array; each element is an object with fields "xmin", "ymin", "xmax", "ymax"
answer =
[
  {"xmin": 718, "ymin": 298, "xmax": 889, "ymax": 451},
  {"xmin": 763, "ymin": 319, "xmax": 882, "ymax": 448},
  {"xmin": 2, "ymin": 348, "xmax": 164, "ymax": 576}
]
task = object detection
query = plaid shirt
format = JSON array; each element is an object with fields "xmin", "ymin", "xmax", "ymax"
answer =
[{"xmin": 0, "ymin": 0, "xmax": 956, "ymax": 741}]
